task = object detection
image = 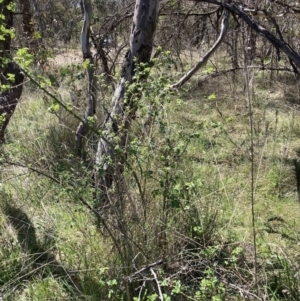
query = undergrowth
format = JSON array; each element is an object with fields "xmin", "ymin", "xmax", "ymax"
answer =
[{"xmin": 1, "ymin": 51, "xmax": 300, "ymax": 300}]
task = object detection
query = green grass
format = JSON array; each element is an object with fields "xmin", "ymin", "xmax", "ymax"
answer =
[{"xmin": 1, "ymin": 54, "xmax": 300, "ymax": 300}]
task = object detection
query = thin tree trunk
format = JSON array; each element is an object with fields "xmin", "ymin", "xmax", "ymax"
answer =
[
  {"xmin": 31, "ymin": 0, "xmax": 44, "ymax": 35},
  {"xmin": 0, "ymin": 0, "xmax": 24, "ymax": 143},
  {"xmin": 20, "ymin": 0, "xmax": 34, "ymax": 40},
  {"xmin": 75, "ymin": 0, "xmax": 96, "ymax": 155},
  {"xmin": 94, "ymin": 0, "xmax": 160, "ymax": 205}
]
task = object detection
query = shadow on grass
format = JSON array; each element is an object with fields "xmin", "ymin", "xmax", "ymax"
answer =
[{"xmin": 1, "ymin": 203, "xmax": 101, "ymax": 300}]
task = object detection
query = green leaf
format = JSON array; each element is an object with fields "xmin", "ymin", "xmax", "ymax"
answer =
[
  {"xmin": 206, "ymin": 66, "xmax": 214, "ymax": 74},
  {"xmin": 33, "ymin": 31, "xmax": 42, "ymax": 39},
  {"xmin": 6, "ymin": 73, "xmax": 15, "ymax": 83},
  {"xmin": 208, "ymin": 94, "xmax": 216, "ymax": 100},
  {"xmin": 14, "ymin": 48, "xmax": 34, "ymax": 68},
  {"xmin": 82, "ymin": 59, "xmax": 92, "ymax": 69},
  {"xmin": 48, "ymin": 103, "xmax": 60, "ymax": 113},
  {"xmin": 6, "ymin": 2, "xmax": 15, "ymax": 11}
]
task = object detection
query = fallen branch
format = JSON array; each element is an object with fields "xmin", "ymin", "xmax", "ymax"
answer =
[
  {"xmin": 150, "ymin": 268, "xmax": 164, "ymax": 301},
  {"xmin": 124, "ymin": 259, "xmax": 166, "ymax": 282},
  {"xmin": 196, "ymin": 66, "xmax": 295, "ymax": 85}
]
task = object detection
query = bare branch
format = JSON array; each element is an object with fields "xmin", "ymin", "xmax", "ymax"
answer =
[
  {"xmin": 124, "ymin": 259, "xmax": 166, "ymax": 282},
  {"xmin": 198, "ymin": 66, "xmax": 296, "ymax": 83},
  {"xmin": 194, "ymin": 0, "xmax": 300, "ymax": 68},
  {"xmin": 150, "ymin": 268, "xmax": 164, "ymax": 301},
  {"xmin": 261, "ymin": 9, "xmax": 299, "ymax": 74},
  {"xmin": 159, "ymin": 8, "xmax": 219, "ymax": 17},
  {"xmin": 171, "ymin": 9, "xmax": 229, "ymax": 89}
]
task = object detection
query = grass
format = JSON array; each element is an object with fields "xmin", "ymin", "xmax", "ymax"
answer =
[{"xmin": 1, "ymin": 49, "xmax": 300, "ymax": 300}]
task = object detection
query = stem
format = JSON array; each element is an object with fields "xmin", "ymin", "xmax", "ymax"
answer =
[{"xmin": 243, "ymin": 34, "xmax": 258, "ymax": 296}]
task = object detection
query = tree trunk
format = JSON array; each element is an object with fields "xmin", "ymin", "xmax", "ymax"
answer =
[
  {"xmin": 0, "ymin": 0, "xmax": 24, "ymax": 143},
  {"xmin": 94, "ymin": 0, "xmax": 160, "ymax": 205},
  {"xmin": 20, "ymin": 0, "xmax": 33, "ymax": 39},
  {"xmin": 75, "ymin": 0, "xmax": 96, "ymax": 155},
  {"xmin": 31, "ymin": 0, "xmax": 44, "ymax": 36}
]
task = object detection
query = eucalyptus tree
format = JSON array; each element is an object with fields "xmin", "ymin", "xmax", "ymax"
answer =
[
  {"xmin": 75, "ymin": 0, "xmax": 96, "ymax": 153},
  {"xmin": 0, "ymin": 0, "xmax": 24, "ymax": 143},
  {"xmin": 94, "ymin": 0, "xmax": 160, "ymax": 204}
]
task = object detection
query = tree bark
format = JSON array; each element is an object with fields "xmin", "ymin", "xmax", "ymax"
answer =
[
  {"xmin": 20, "ymin": 0, "xmax": 33, "ymax": 38},
  {"xmin": 0, "ymin": 0, "xmax": 24, "ymax": 143},
  {"xmin": 94, "ymin": 0, "xmax": 160, "ymax": 205},
  {"xmin": 75, "ymin": 0, "xmax": 96, "ymax": 155}
]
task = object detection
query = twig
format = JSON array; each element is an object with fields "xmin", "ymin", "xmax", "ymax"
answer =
[
  {"xmin": 124, "ymin": 259, "xmax": 166, "ymax": 282},
  {"xmin": 138, "ymin": 280, "xmax": 147, "ymax": 300},
  {"xmin": 243, "ymin": 40, "xmax": 259, "ymax": 296},
  {"xmin": 150, "ymin": 268, "xmax": 164, "ymax": 301}
]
